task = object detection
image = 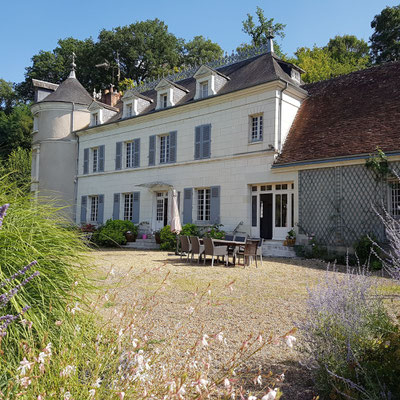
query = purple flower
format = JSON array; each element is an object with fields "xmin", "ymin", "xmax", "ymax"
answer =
[
  {"xmin": 0, "ymin": 261, "xmax": 38, "ymax": 289},
  {"xmin": 0, "ymin": 204, "xmax": 9, "ymax": 229}
]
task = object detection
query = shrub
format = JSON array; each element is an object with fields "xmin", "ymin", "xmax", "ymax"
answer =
[
  {"xmin": 180, "ymin": 223, "xmax": 200, "ymax": 237},
  {"xmin": 299, "ymin": 267, "xmax": 400, "ymax": 398},
  {"xmin": 159, "ymin": 225, "xmax": 176, "ymax": 251},
  {"xmin": 354, "ymin": 234, "xmax": 382, "ymax": 270},
  {"xmin": 92, "ymin": 219, "xmax": 137, "ymax": 247},
  {"xmin": 204, "ymin": 223, "xmax": 225, "ymax": 239}
]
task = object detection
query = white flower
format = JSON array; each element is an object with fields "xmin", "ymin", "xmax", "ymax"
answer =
[
  {"xmin": 257, "ymin": 374, "xmax": 262, "ymax": 386},
  {"xmin": 64, "ymin": 392, "xmax": 72, "ymax": 400},
  {"xmin": 60, "ymin": 365, "xmax": 76, "ymax": 377},
  {"xmin": 199, "ymin": 378, "xmax": 208, "ymax": 388},
  {"xmin": 278, "ymin": 373, "xmax": 285, "ymax": 381},
  {"xmin": 177, "ymin": 385, "xmax": 186, "ymax": 395},
  {"xmin": 74, "ymin": 281, "xmax": 78, "ymax": 286},
  {"xmin": 202, "ymin": 334, "xmax": 209, "ymax": 347},
  {"xmin": 110, "ymin": 268, "xmax": 115, "ymax": 276},
  {"xmin": 104, "ymin": 293, "xmax": 109, "ymax": 301},
  {"xmin": 217, "ymin": 331, "xmax": 224, "ymax": 342},
  {"xmin": 117, "ymin": 393, "xmax": 125, "ymax": 400},
  {"xmin": 188, "ymin": 306, "xmax": 195, "ymax": 314},
  {"xmin": 17, "ymin": 358, "xmax": 33, "ymax": 376},
  {"xmin": 71, "ymin": 303, "xmax": 82, "ymax": 314},
  {"xmin": 224, "ymin": 378, "xmax": 231, "ymax": 388},
  {"xmin": 262, "ymin": 388, "xmax": 277, "ymax": 400},
  {"xmin": 17, "ymin": 376, "xmax": 31, "ymax": 388},
  {"xmin": 285, "ymin": 335, "xmax": 297, "ymax": 348},
  {"xmin": 89, "ymin": 389, "xmax": 96, "ymax": 398},
  {"xmin": 168, "ymin": 381, "xmax": 176, "ymax": 393},
  {"xmin": 248, "ymin": 396, "xmax": 257, "ymax": 400},
  {"xmin": 38, "ymin": 352, "xmax": 47, "ymax": 364},
  {"xmin": 132, "ymin": 338, "xmax": 138, "ymax": 348},
  {"xmin": 94, "ymin": 377, "xmax": 102, "ymax": 387}
]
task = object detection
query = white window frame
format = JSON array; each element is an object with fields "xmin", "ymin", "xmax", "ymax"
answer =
[
  {"xmin": 124, "ymin": 193, "xmax": 134, "ymax": 221},
  {"xmin": 160, "ymin": 93, "xmax": 168, "ymax": 109},
  {"xmin": 250, "ymin": 114, "xmax": 263, "ymax": 143},
  {"xmin": 125, "ymin": 102, "xmax": 133, "ymax": 118},
  {"xmin": 389, "ymin": 179, "xmax": 400, "ymax": 218},
  {"xmin": 126, "ymin": 141, "xmax": 134, "ymax": 168},
  {"xmin": 200, "ymin": 81, "xmax": 208, "ymax": 99},
  {"xmin": 90, "ymin": 196, "xmax": 99, "ymax": 222},
  {"xmin": 159, "ymin": 134, "xmax": 170, "ymax": 164},
  {"xmin": 197, "ymin": 188, "xmax": 211, "ymax": 222},
  {"xmin": 92, "ymin": 147, "xmax": 99, "ymax": 173},
  {"xmin": 91, "ymin": 112, "xmax": 99, "ymax": 126}
]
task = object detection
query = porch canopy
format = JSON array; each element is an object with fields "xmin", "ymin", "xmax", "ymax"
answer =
[{"xmin": 135, "ymin": 182, "xmax": 173, "ymax": 191}]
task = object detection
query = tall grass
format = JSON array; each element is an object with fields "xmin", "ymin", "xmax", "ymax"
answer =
[{"xmin": 0, "ymin": 177, "xmax": 92, "ymax": 388}]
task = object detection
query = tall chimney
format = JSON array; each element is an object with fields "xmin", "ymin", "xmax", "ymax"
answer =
[
  {"xmin": 101, "ymin": 84, "xmax": 121, "ymax": 107},
  {"xmin": 266, "ymin": 29, "xmax": 274, "ymax": 54}
]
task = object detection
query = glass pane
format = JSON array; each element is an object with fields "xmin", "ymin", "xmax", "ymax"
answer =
[
  {"xmin": 282, "ymin": 194, "xmax": 287, "ymax": 227},
  {"xmin": 275, "ymin": 194, "xmax": 281, "ymax": 227}
]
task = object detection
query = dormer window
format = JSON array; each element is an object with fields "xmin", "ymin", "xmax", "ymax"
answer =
[
  {"xmin": 200, "ymin": 82, "xmax": 209, "ymax": 99},
  {"xmin": 88, "ymin": 101, "xmax": 117, "ymax": 126},
  {"xmin": 126, "ymin": 103, "xmax": 133, "ymax": 118},
  {"xmin": 161, "ymin": 93, "xmax": 168, "ymax": 109},
  {"xmin": 92, "ymin": 112, "xmax": 99, "ymax": 126},
  {"xmin": 155, "ymin": 79, "xmax": 189, "ymax": 110},
  {"xmin": 121, "ymin": 91, "xmax": 153, "ymax": 118},
  {"xmin": 291, "ymin": 69, "xmax": 301, "ymax": 83}
]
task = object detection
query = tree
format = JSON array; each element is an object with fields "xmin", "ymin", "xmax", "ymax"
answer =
[
  {"xmin": 327, "ymin": 35, "xmax": 370, "ymax": 66},
  {"xmin": 370, "ymin": 5, "xmax": 400, "ymax": 64},
  {"xmin": 238, "ymin": 6, "xmax": 286, "ymax": 58},
  {"xmin": 0, "ymin": 147, "xmax": 32, "ymax": 191},
  {"xmin": 183, "ymin": 36, "xmax": 224, "ymax": 66},
  {"xmin": 0, "ymin": 80, "xmax": 18, "ymax": 114}
]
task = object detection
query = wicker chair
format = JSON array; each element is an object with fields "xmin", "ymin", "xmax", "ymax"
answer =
[
  {"xmin": 237, "ymin": 240, "xmax": 258, "ymax": 267},
  {"xmin": 190, "ymin": 236, "xmax": 204, "ymax": 264},
  {"xmin": 179, "ymin": 235, "xmax": 192, "ymax": 262},
  {"xmin": 203, "ymin": 237, "xmax": 228, "ymax": 267}
]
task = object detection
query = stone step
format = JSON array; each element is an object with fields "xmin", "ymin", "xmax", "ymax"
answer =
[
  {"xmin": 262, "ymin": 241, "xmax": 297, "ymax": 258},
  {"xmin": 122, "ymin": 239, "xmax": 160, "ymax": 250}
]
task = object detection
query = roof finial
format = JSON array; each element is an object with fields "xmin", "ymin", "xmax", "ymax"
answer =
[
  {"xmin": 69, "ymin": 52, "xmax": 77, "ymax": 78},
  {"xmin": 266, "ymin": 29, "xmax": 274, "ymax": 54}
]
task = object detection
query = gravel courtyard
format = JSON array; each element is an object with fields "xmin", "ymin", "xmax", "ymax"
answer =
[{"xmin": 92, "ymin": 249, "xmax": 397, "ymax": 399}]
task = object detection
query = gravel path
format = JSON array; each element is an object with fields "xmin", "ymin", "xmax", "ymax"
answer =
[{"xmin": 91, "ymin": 249, "xmax": 396, "ymax": 399}]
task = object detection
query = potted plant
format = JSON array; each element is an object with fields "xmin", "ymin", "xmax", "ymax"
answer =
[
  {"xmin": 285, "ymin": 229, "xmax": 296, "ymax": 246},
  {"xmin": 154, "ymin": 230, "xmax": 161, "ymax": 244},
  {"xmin": 125, "ymin": 230, "xmax": 137, "ymax": 242}
]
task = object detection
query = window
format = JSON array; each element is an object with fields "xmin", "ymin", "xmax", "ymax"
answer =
[
  {"xmin": 200, "ymin": 81, "xmax": 208, "ymax": 98},
  {"xmin": 126, "ymin": 103, "xmax": 133, "ymax": 118},
  {"xmin": 92, "ymin": 112, "xmax": 99, "ymax": 126},
  {"xmin": 124, "ymin": 193, "xmax": 133, "ymax": 221},
  {"xmin": 92, "ymin": 148, "xmax": 98, "ymax": 173},
  {"xmin": 389, "ymin": 180, "xmax": 400, "ymax": 218},
  {"xmin": 161, "ymin": 93, "xmax": 168, "ymax": 109},
  {"xmin": 275, "ymin": 193, "xmax": 288, "ymax": 227},
  {"xmin": 156, "ymin": 193, "xmax": 164, "ymax": 221},
  {"xmin": 197, "ymin": 188, "xmax": 211, "ymax": 221},
  {"xmin": 250, "ymin": 114, "xmax": 263, "ymax": 142},
  {"xmin": 90, "ymin": 196, "xmax": 99, "ymax": 222},
  {"xmin": 33, "ymin": 116, "xmax": 38, "ymax": 132},
  {"xmin": 159, "ymin": 135, "xmax": 170, "ymax": 164}
]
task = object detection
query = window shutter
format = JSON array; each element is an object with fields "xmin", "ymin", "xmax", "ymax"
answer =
[
  {"xmin": 169, "ymin": 131, "xmax": 177, "ymax": 163},
  {"xmin": 99, "ymin": 145, "xmax": 105, "ymax": 172},
  {"xmin": 194, "ymin": 127, "xmax": 201, "ymax": 160},
  {"xmin": 115, "ymin": 142, "xmax": 122, "ymax": 170},
  {"xmin": 202, "ymin": 124, "xmax": 211, "ymax": 159},
  {"xmin": 132, "ymin": 192, "xmax": 140, "ymax": 223},
  {"xmin": 183, "ymin": 188, "xmax": 193, "ymax": 224},
  {"xmin": 83, "ymin": 148, "xmax": 89, "ymax": 174},
  {"xmin": 113, "ymin": 193, "xmax": 120, "ymax": 220},
  {"xmin": 210, "ymin": 186, "xmax": 220, "ymax": 224},
  {"xmin": 80, "ymin": 196, "xmax": 87, "ymax": 223},
  {"xmin": 149, "ymin": 135, "xmax": 156, "ymax": 166},
  {"xmin": 134, "ymin": 138, "xmax": 140, "ymax": 167},
  {"xmin": 252, "ymin": 195, "xmax": 257, "ymax": 227},
  {"xmin": 98, "ymin": 194, "xmax": 104, "ymax": 225}
]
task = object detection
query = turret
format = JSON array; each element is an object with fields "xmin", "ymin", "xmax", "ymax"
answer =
[{"xmin": 31, "ymin": 57, "xmax": 92, "ymax": 221}]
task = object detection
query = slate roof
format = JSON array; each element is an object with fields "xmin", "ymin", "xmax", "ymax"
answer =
[
  {"xmin": 275, "ymin": 61, "xmax": 400, "ymax": 166},
  {"xmin": 102, "ymin": 52, "xmax": 304, "ymax": 126},
  {"xmin": 40, "ymin": 75, "xmax": 93, "ymax": 106}
]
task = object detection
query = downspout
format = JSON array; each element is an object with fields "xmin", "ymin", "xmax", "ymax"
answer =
[
  {"xmin": 278, "ymin": 81, "xmax": 289, "ymax": 152},
  {"xmin": 71, "ymin": 102, "xmax": 78, "ymax": 224}
]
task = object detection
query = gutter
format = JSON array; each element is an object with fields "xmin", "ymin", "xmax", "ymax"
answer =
[{"xmin": 278, "ymin": 81, "xmax": 289, "ymax": 151}]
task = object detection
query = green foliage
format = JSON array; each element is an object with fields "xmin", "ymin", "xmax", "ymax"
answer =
[
  {"xmin": 354, "ymin": 234, "xmax": 382, "ymax": 270},
  {"xmin": 0, "ymin": 80, "xmax": 18, "ymax": 114},
  {"xmin": 180, "ymin": 223, "xmax": 200, "ymax": 237},
  {"xmin": 239, "ymin": 6, "xmax": 286, "ymax": 58},
  {"xmin": 0, "ymin": 178, "xmax": 92, "ymax": 375},
  {"xmin": 292, "ymin": 35, "xmax": 370, "ymax": 83},
  {"xmin": 204, "ymin": 224, "xmax": 225, "ymax": 239},
  {"xmin": 370, "ymin": 5, "xmax": 400, "ymax": 64},
  {"xmin": 365, "ymin": 147, "xmax": 392, "ymax": 181},
  {"xmin": 92, "ymin": 219, "xmax": 137, "ymax": 247},
  {"xmin": 159, "ymin": 225, "xmax": 177, "ymax": 251},
  {"xmin": 183, "ymin": 36, "xmax": 224, "ymax": 66},
  {"xmin": 0, "ymin": 147, "xmax": 32, "ymax": 191},
  {"xmin": 287, "ymin": 229, "xmax": 296, "ymax": 239}
]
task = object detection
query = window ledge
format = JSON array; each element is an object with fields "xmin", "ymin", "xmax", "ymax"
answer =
[{"xmin": 248, "ymin": 139, "xmax": 263, "ymax": 145}]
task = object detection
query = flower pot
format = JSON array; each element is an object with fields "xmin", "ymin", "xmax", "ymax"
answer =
[
  {"xmin": 142, "ymin": 234, "xmax": 147, "ymax": 240},
  {"xmin": 154, "ymin": 232, "xmax": 161, "ymax": 244},
  {"xmin": 286, "ymin": 238, "xmax": 296, "ymax": 246},
  {"xmin": 125, "ymin": 232, "xmax": 137, "ymax": 242}
]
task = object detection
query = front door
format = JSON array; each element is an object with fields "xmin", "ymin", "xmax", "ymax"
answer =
[
  {"xmin": 260, "ymin": 193, "xmax": 273, "ymax": 239},
  {"xmin": 155, "ymin": 192, "xmax": 169, "ymax": 231}
]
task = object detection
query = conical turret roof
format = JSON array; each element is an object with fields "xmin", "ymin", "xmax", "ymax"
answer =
[{"xmin": 40, "ymin": 72, "xmax": 93, "ymax": 105}]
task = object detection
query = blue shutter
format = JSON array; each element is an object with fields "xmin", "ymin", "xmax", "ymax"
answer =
[
  {"xmin": 183, "ymin": 188, "xmax": 193, "ymax": 224},
  {"xmin": 97, "ymin": 194, "xmax": 104, "ymax": 225},
  {"xmin": 202, "ymin": 124, "xmax": 211, "ymax": 159},
  {"xmin": 83, "ymin": 148, "xmax": 89, "ymax": 174},
  {"xmin": 132, "ymin": 192, "xmax": 140, "ymax": 223},
  {"xmin": 169, "ymin": 131, "xmax": 177, "ymax": 163},
  {"xmin": 194, "ymin": 127, "xmax": 201, "ymax": 160},
  {"xmin": 99, "ymin": 145, "xmax": 105, "ymax": 172},
  {"xmin": 149, "ymin": 135, "xmax": 156, "ymax": 166},
  {"xmin": 134, "ymin": 138, "xmax": 140, "ymax": 167},
  {"xmin": 80, "ymin": 196, "xmax": 87, "ymax": 223},
  {"xmin": 113, "ymin": 193, "xmax": 120, "ymax": 220},
  {"xmin": 210, "ymin": 186, "xmax": 220, "ymax": 224},
  {"xmin": 115, "ymin": 142, "xmax": 122, "ymax": 170}
]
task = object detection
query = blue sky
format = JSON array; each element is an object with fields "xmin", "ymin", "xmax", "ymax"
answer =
[{"xmin": 0, "ymin": 0, "xmax": 397, "ymax": 84}]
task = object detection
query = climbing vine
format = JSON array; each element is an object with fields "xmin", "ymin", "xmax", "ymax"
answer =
[{"xmin": 365, "ymin": 147, "xmax": 393, "ymax": 181}]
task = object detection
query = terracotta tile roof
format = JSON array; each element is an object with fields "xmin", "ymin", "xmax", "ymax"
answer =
[{"xmin": 275, "ymin": 61, "xmax": 400, "ymax": 166}]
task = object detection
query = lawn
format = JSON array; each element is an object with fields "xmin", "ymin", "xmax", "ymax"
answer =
[{"xmin": 92, "ymin": 249, "xmax": 399, "ymax": 400}]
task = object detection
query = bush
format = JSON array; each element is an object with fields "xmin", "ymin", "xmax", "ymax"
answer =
[
  {"xmin": 92, "ymin": 219, "xmax": 137, "ymax": 247},
  {"xmin": 180, "ymin": 223, "xmax": 200, "ymax": 237},
  {"xmin": 299, "ymin": 267, "xmax": 400, "ymax": 398},
  {"xmin": 159, "ymin": 225, "xmax": 176, "ymax": 251},
  {"xmin": 203, "ymin": 223, "xmax": 225, "ymax": 239},
  {"xmin": 354, "ymin": 234, "xmax": 382, "ymax": 270}
]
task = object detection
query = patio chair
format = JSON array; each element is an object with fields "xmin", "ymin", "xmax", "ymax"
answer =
[
  {"xmin": 190, "ymin": 236, "xmax": 204, "ymax": 264},
  {"xmin": 237, "ymin": 240, "xmax": 258, "ymax": 267},
  {"xmin": 232, "ymin": 234, "xmax": 247, "ymax": 263},
  {"xmin": 224, "ymin": 234, "xmax": 234, "ymax": 241},
  {"xmin": 203, "ymin": 237, "xmax": 228, "ymax": 267},
  {"xmin": 179, "ymin": 235, "xmax": 192, "ymax": 262}
]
